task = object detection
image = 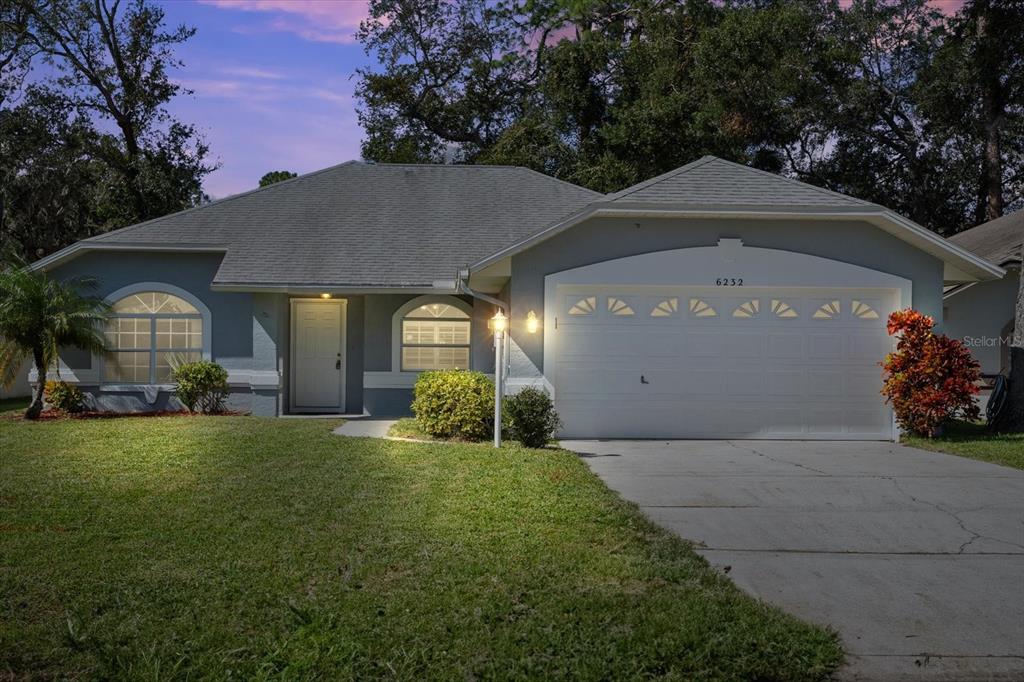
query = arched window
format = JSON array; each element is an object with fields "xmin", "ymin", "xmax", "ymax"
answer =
[
  {"xmin": 103, "ymin": 289, "xmax": 206, "ymax": 384},
  {"xmin": 397, "ymin": 298, "xmax": 471, "ymax": 371}
]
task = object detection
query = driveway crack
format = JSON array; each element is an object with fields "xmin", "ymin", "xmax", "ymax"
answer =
[
  {"xmin": 725, "ymin": 441, "xmax": 830, "ymax": 475},
  {"xmin": 885, "ymin": 477, "xmax": 1024, "ymax": 554}
]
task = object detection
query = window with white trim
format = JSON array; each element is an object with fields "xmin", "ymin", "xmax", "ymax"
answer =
[
  {"xmin": 400, "ymin": 302, "xmax": 471, "ymax": 371},
  {"xmin": 103, "ymin": 292, "xmax": 203, "ymax": 384}
]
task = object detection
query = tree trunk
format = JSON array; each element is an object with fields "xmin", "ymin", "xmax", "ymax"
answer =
[
  {"xmin": 24, "ymin": 349, "xmax": 46, "ymax": 420},
  {"xmin": 994, "ymin": 262, "xmax": 1024, "ymax": 431},
  {"xmin": 977, "ymin": 4, "xmax": 1005, "ymax": 222}
]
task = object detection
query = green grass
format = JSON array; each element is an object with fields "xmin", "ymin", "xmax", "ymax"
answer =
[
  {"xmin": 0, "ymin": 417, "xmax": 842, "ymax": 680},
  {"xmin": 387, "ymin": 417, "xmax": 437, "ymax": 441},
  {"xmin": 0, "ymin": 396, "xmax": 30, "ymax": 414},
  {"xmin": 904, "ymin": 420, "xmax": 1024, "ymax": 470}
]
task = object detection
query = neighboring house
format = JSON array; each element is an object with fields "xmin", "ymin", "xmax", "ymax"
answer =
[
  {"xmin": 944, "ymin": 210, "xmax": 1022, "ymax": 376},
  {"xmin": 31, "ymin": 156, "xmax": 1004, "ymax": 440}
]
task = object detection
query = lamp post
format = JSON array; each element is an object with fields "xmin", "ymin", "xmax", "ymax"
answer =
[{"xmin": 490, "ymin": 309, "xmax": 507, "ymax": 448}]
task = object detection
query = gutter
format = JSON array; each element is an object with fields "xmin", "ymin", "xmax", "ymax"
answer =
[{"xmin": 457, "ymin": 269, "xmax": 507, "ymax": 313}]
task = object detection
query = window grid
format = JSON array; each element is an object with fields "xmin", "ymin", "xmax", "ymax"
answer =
[
  {"xmin": 400, "ymin": 311, "xmax": 471, "ymax": 372},
  {"xmin": 104, "ymin": 294, "xmax": 203, "ymax": 384}
]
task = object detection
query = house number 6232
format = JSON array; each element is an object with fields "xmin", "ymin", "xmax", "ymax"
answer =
[{"xmin": 715, "ymin": 278, "xmax": 743, "ymax": 286}]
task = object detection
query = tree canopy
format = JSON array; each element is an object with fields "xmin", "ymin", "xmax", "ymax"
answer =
[
  {"xmin": 355, "ymin": 0, "xmax": 1023, "ymax": 235},
  {"xmin": 258, "ymin": 171, "xmax": 298, "ymax": 187},
  {"xmin": 0, "ymin": 0, "xmax": 215, "ymax": 261}
]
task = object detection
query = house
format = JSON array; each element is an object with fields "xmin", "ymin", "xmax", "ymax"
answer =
[
  {"xmin": 32, "ymin": 156, "xmax": 1004, "ymax": 440},
  {"xmin": 943, "ymin": 210, "xmax": 1022, "ymax": 376}
]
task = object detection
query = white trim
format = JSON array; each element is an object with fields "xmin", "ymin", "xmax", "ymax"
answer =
[
  {"xmin": 289, "ymin": 298, "xmax": 348, "ymax": 413},
  {"xmin": 363, "ymin": 370, "xmax": 496, "ymax": 390},
  {"xmin": 211, "ymin": 284, "xmax": 458, "ymax": 294},
  {"xmin": 390, "ymin": 295, "xmax": 474, "ymax": 374},
  {"xmin": 31, "ymin": 366, "xmax": 278, "ymax": 391},
  {"xmin": 31, "ymin": 243, "xmax": 228, "ymax": 272},
  {"xmin": 469, "ymin": 204, "xmax": 1005, "ymax": 282},
  {"xmin": 98, "ymin": 282, "xmax": 213, "ymax": 386}
]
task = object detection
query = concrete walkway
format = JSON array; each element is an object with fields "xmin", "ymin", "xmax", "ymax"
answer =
[
  {"xmin": 561, "ymin": 439, "xmax": 1024, "ymax": 682},
  {"xmin": 333, "ymin": 419, "xmax": 397, "ymax": 438}
]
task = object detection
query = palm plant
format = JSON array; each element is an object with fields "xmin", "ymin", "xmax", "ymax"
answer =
[{"xmin": 0, "ymin": 261, "xmax": 109, "ymax": 419}]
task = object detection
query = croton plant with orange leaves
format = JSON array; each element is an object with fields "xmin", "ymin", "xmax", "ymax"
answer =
[{"xmin": 881, "ymin": 309, "xmax": 981, "ymax": 437}]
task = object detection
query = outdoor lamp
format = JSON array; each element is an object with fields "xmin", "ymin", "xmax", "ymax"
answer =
[
  {"xmin": 490, "ymin": 309, "xmax": 507, "ymax": 334},
  {"xmin": 319, "ymin": 292, "xmax": 332, "ymax": 299},
  {"xmin": 526, "ymin": 310, "xmax": 539, "ymax": 334}
]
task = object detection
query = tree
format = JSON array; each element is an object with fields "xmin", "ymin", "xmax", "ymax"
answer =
[
  {"xmin": 0, "ymin": 86, "xmax": 103, "ymax": 260},
  {"xmin": 1, "ymin": 0, "xmax": 215, "ymax": 259},
  {"xmin": 258, "ymin": 170, "xmax": 298, "ymax": 187},
  {"xmin": 0, "ymin": 261, "xmax": 109, "ymax": 420},
  {"xmin": 920, "ymin": 0, "xmax": 1024, "ymax": 224},
  {"xmin": 355, "ymin": 0, "xmax": 1022, "ymax": 235}
]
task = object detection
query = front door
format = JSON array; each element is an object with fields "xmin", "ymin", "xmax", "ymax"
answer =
[{"xmin": 292, "ymin": 299, "xmax": 345, "ymax": 411}]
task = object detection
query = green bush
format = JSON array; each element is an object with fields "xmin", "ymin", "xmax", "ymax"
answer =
[
  {"xmin": 44, "ymin": 380, "xmax": 85, "ymax": 413},
  {"xmin": 503, "ymin": 387, "xmax": 562, "ymax": 448},
  {"xmin": 412, "ymin": 370, "xmax": 494, "ymax": 441},
  {"xmin": 173, "ymin": 361, "xmax": 230, "ymax": 414}
]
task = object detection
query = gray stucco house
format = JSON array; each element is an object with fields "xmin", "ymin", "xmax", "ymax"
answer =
[
  {"xmin": 33, "ymin": 156, "xmax": 1005, "ymax": 440},
  {"xmin": 943, "ymin": 210, "xmax": 1022, "ymax": 376}
]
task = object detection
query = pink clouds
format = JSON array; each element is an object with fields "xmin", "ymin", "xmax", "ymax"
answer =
[
  {"xmin": 200, "ymin": 0, "xmax": 372, "ymax": 43},
  {"xmin": 838, "ymin": 0, "xmax": 966, "ymax": 11}
]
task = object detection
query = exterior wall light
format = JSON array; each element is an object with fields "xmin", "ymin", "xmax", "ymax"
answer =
[
  {"xmin": 526, "ymin": 310, "xmax": 539, "ymax": 334},
  {"xmin": 320, "ymin": 293, "xmax": 332, "ymax": 299}
]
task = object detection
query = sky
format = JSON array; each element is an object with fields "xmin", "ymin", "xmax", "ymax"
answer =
[
  {"xmin": 161, "ymin": 0, "xmax": 969, "ymax": 199},
  {"xmin": 160, "ymin": 0, "xmax": 376, "ymax": 199}
]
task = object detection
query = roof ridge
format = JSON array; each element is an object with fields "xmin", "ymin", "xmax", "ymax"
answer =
[
  {"xmin": 89, "ymin": 160, "xmax": 363, "ymax": 242},
  {"xmin": 604, "ymin": 155, "xmax": 718, "ymax": 202},
  {"xmin": 359, "ymin": 163, "xmax": 602, "ymax": 196}
]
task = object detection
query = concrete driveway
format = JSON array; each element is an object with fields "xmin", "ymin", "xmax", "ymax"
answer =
[{"xmin": 561, "ymin": 439, "xmax": 1024, "ymax": 681}]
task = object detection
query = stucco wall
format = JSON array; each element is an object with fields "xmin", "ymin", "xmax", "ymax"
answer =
[
  {"xmin": 508, "ymin": 216, "xmax": 946, "ymax": 376},
  {"xmin": 944, "ymin": 268, "xmax": 1019, "ymax": 374},
  {"xmin": 362, "ymin": 293, "xmax": 497, "ymax": 416},
  {"xmin": 53, "ymin": 252, "xmax": 254, "ymax": 370}
]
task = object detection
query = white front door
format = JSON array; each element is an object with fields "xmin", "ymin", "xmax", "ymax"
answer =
[{"xmin": 292, "ymin": 299, "xmax": 345, "ymax": 410}]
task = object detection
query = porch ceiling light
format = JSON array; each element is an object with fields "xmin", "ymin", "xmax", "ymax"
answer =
[{"xmin": 320, "ymin": 292, "xmax": 332, "ymax": 299}]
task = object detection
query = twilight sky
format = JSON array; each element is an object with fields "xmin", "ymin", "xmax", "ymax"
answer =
[{"xmin": 161, "ymin": 0, "xmax": 968, "ymax": 199}]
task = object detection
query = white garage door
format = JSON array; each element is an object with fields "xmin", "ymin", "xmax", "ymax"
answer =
[{"xmin": 552, "ymin": 286, "xmax": 897, "ymax": 440}]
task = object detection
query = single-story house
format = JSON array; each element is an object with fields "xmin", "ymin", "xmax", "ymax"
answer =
[
  {"xmin": 943, "ymin": 210, "xmax": 1022, "ymax": 376},
  {"xmin": 33, "ymin": 156, "xmax": 1005, "ymax": 440}
]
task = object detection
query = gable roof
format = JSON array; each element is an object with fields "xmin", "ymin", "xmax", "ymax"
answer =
[
  {"xmin": 36, "ymin": 162, "xmax": 600, "ymax": 289},
  {"xmin": 604, "ymin": 156, "xmax": 873, "ymax": 209},
  {"xmin": 948, "ymin": 210, "xmax": 1022, "ymax": 267},
  {"xmin": 471, "ymin": 156, "xmax": 1004, "ymax": 283}
]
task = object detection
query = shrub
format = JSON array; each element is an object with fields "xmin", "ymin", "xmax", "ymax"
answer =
[
  {"xmin": 173, "ymin": 361, "xmax": 230, "ymax": 414},
  {"xmin": 503, "ymin": 387, "xmax": 562, "ymax": 448},
  {"xmin": 412, "ymin": 370, "xmax": 494, "ymax": 441},
  {"xmin": 882, "ymin": 309, "xmax": 981, "ymax": 437},
  {"xmin": 44, "ymin": 380, "xmax": 85, "ymax": 413}
]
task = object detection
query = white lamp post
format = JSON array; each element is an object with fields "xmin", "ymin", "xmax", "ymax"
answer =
[{"xmin": 490, "ymin": 309, "xmax": 507, "ymax": 448}]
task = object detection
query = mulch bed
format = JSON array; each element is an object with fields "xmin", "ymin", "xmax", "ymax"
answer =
[{"xmin": 5, "ymin": 409, "xmax": 247, "ymax": 422}]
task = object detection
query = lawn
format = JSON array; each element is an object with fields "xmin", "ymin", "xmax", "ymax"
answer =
[
  {"xmin": 903, "ymin": 420, "xmax": 1024, "ymax": 470},
  {"xmin": 0, "ymin": 417, "xmax": 841, "ymax": 680}
]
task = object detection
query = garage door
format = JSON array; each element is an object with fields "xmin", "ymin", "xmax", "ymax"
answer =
[{"xmin": 552, "ymin": 286, "xmax": 897, "ymax": 440}]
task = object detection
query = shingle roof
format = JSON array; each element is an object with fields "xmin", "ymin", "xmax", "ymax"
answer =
[
  {"xmin": 604, "ymin": 156, "xmax": 875, "ymax": 209},
  {"xmin": 85, "ymin": 162, "xmax": 600, "ymax": 287},
  {"xmin": 947, "ymin": 211, "xmax": 1023, "ymax": 267}
]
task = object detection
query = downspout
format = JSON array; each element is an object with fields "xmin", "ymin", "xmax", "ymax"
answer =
[
  {"xmin": 457, "ymin": 269, "xmax": 511, "ymax": 375},
  {"xmin": 456, "ymin": 270, "xmax": 507, "ymax": 314}
]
